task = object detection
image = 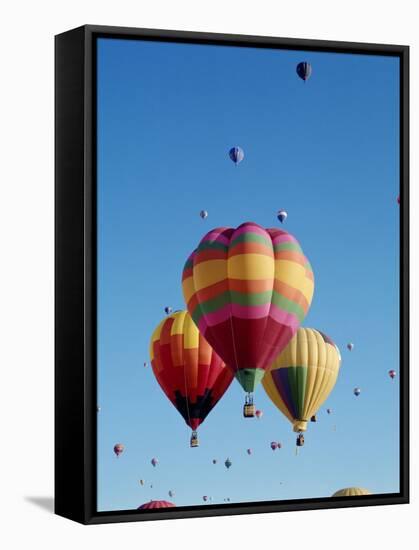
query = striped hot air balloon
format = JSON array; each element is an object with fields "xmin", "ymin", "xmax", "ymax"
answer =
[
  {"xmin": 182, "ymin": 222, "xmax": 314, "ymax": 416},
  {"xmin": 332, "ymin": 487, "xmax": 371, "ymax": 497},
  {"xmin": 229, "ymin": 146, "xmax": 244, "ymax": 165},
  {"xmin": 296, "ymin": 62, "xmax": 312, "ymax": 81},
  {"xmin": 262, "ymin": 328, "xmax": 341, "ymax": 442},
  {"xmin": 150, "ymin": 311, "xmax": 234, "ymax": 447},
  {"xmin": 137, "ymin": 500, "xmax": 176, "ymax": 509}
]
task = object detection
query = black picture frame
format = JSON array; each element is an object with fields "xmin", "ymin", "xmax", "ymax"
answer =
[{"xmin": 55, "ymin": 24, "xmax": 409, "ymax": 525}]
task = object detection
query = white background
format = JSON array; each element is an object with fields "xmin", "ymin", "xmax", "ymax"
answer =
[{"xmin": 0, "ymin": 1, "xmax": 416, "ymax": 548}]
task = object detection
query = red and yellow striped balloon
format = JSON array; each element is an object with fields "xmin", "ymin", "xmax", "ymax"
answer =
[
  {"xmin": 149, "ymin": 310, "xmax": 233, "ymax": 436},
  {"xmin": 182, "ymin": 222, "xmax": 314, "ymax": 396}
]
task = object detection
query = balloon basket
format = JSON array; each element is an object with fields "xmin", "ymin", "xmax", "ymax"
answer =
[
  {"xmin": 243, "ymin": 404, "xmax": 256, "ymax": 418},
  {"xmin": 296, "ymin": 433, "xmax": 305, "ymax": 447},
  {"xmin": 190, "ymin": 432, "xmax": 199, "ymax": 448}
]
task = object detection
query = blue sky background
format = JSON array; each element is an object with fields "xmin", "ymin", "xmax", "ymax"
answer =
[{"xmin": 97, "ymin": 38, "xmax": 400, "ymax": 512}]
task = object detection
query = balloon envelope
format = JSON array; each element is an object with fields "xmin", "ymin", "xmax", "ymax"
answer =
[
  {"xmin": 255, "ymin": 409, "xmax": 263, "ymax": 419},
  {"xmin": 113, "ymin": 443, "xmax": 124, "ymax": 457},
  {"xmin": 354, "ymin": 387, "xmax": 361, "ymax": 396},
  {"xmin": 296, "ymin": 62, "xmax": 312, "ymax": 81},
  {"xmin": 389, "ymin": 369, "xmax": 396, "ymax": 379},
  {"xmin": 182, "ymin": 222, "xmax": 314, "ymax": 394},
  {"xmin": 332, "ymin": 487, "xmax": 371, "ymax": 497},
  {"xmin": 229, "ymin": 146, "xmax": 244, "ymax": 164},
  {"xmin": 200, "ymin": 210, "xmax": 208, "ymax": 219},
  {"xmin": 150, "ymin": 311, "xmax": 234, "ymax": 432},
  {"xmin": 225, "ymin": 458, "xmax": 232, "ymax": 469},
  {"xmin": 262, "ymin": 328, "xmax": 341, "ymax": 432},
  {"xmin": 277, "ymin": 210, "xmax": 287, "ymax": 223},
  {"xmin": 138, "ymin": 500, "xmax": 175, "ymax": 509}
]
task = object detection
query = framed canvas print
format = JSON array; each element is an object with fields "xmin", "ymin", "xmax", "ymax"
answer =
[{"xmin": 55, "ymin": 25, "xmax": 409, "ymax": 524}]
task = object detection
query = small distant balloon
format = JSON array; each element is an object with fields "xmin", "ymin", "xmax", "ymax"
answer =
[
  {"xmin": 255, "ymin": 409, "xmax": 263, "ymax": 419},
  {"xmin": 354, "ymin": 387, "xmax": 361, "ymax": 397},
  {"xmin": 143, "ymin": 362, "xmax": 147, "ymax": 368},
  {"xmin": 113, "ymin": 443, "xmax": 124, "ymax": 457},
  {"xmin": 168, "ymin": 490, "xmax": 174, "ymax": 498},
  {"xmin": 212, "ymin": 459, "xmax": 217, "ymax": 464},
  {"xmin": 296, "ymin": 61, "xmax": 312, "ymax": 81},
  {"xmin": 270, "ymin": 441, "xmax": 278, "ymax": 451},
  {"xmin": 200, "ymin": 210, "xmax": 208, "ymax": 219},
  {"xmin": 389, "ymin": 369, "xmax": 396, "ymax": 380},
  {"xmin": 277, "ymin": 209, "xmax": 288, "ymax": 224},
  {"xmin": 347, "ymin": 342, "xmax": 354, "ymax": 351},
  {"xmin": 225, "ymin": 458, "xmax": 232, "ymax": 469},
  {"xmin": 164, "ymin": 306, "xmax": 173, "ymax": 315},
  {"xmin": 327, "ymin": 408, "xmax": 332, "ymax": 415},
  {"xmin": 229, "ymin": 146, "xmax": 244, "ymax": 165},
  {"xmin": 203, "ymin": 495, "xmax": 208, "ymax": 502},
  {"xmin": 277, "ymin": 442, "xmax": 282, "ymax": 449},
  {"xmin": 151, "ymin": 457, "xmax": 158, "ymax": 467},
  {"xmin": 247, "ymin": 448, "xmax": 252, "ymax": 455},
  {"xmin": 139, "ymin": 479, "xmax": 145, "ymax": 486}
]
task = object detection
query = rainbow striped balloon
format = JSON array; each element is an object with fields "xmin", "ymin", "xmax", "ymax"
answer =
[{"xmin": 182, "ymin": 222, "xmax": 314, "ymax": 396}]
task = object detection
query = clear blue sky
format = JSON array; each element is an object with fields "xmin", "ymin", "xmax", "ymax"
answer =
[{"xmin": 96, "ymin": 37, "xmax": 400, "ymax": 512}]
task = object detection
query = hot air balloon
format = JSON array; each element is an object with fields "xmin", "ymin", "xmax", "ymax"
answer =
[
  {"xmin": 143, "ymin": 362, "xmax": 147, "ymax": 368},
  {"xmin": 164, "ymin": 306, "xmax": 173, "ymax": 315},
  {"xmin": 277, "ymin": 442, "xmax": 282, "ymax": 449},
  {"xmin": 332, "ymin": 487, "xmax": 371, "ymax": 497},
  {"xmin": 327, "ymin": 408, "xmax": 332, "ymax": 414},
  {"xmin": 389, "ymin": 369, "xmax": 396, "ymax": 380},
  {"xmin": 277, "ymin": 210, "xmax": 287, "ymax": 224},
  {"xmin": 139, "ymin": 479, "xmax": 145, "ymax": 486},
  {"xmin": 151, "ymin": 457, "xmax": 158, "ymax": 467},
  {"xmin": 247, "ymin": 448, "xmax": 252, "ymax": 455},
  {"xmin": 212, "ymin": 459, "xmax": 217, "ymax": 464},
  {"xmin": 347, "ymin": 342, "xmax": 354, "ymax": 351},
  {"xmin": 310, "ymin": 415, "xmax": 317, "ymax": 422},
  {"xmin": 270, "ymin": 441, "xmax": 278, "ymax": 451},
  {"xmin": 137, "ymin": 500, "xmax": 175, "ymax": 509},
  {"xmin": 150, "ymin": 310, "xmax": 234, "ymax": 447},
  {"xmin": 262, "ymin": 328, "xmax": 341, "ymax": 446},
  {"xmin": 229, "ymin": 146, "xmax": 244, "ymax": 165},
  {"xmin": 168, "ymin": 490, "xmax": 175, "ymax": 498},
  {"xmin": 200, "ymin": 210, "xmax": 208, "ymax": 219},
  {"xmin": 203, "ymin": 495, "xmax": 208, "ymax": 502},
  {"xmin": 225, "ymin": 458, "xmax": 232, "ymax": 469},
  {"xmin": 354, "ymin": 387, "xmax": 361, "ymax": 397},
  {"xmin": 255, "ymin": 409, "xmax": 263, "ymax": 419},
  {"xmin": 296, "ymin": 62, "xmax": 312, "ymax": 81},
  {"xmin": 113, "ymin": 443, "xmax": 124, "ymax": 457},
  {"xmin": 182, "ymin": 222, "xmax": 314, "ymax": 417}
]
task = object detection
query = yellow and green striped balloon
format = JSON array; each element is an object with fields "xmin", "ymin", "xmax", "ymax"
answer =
[{"xmin": 262, "ymin": 328, "xmax": 341, "ymax": 433}]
